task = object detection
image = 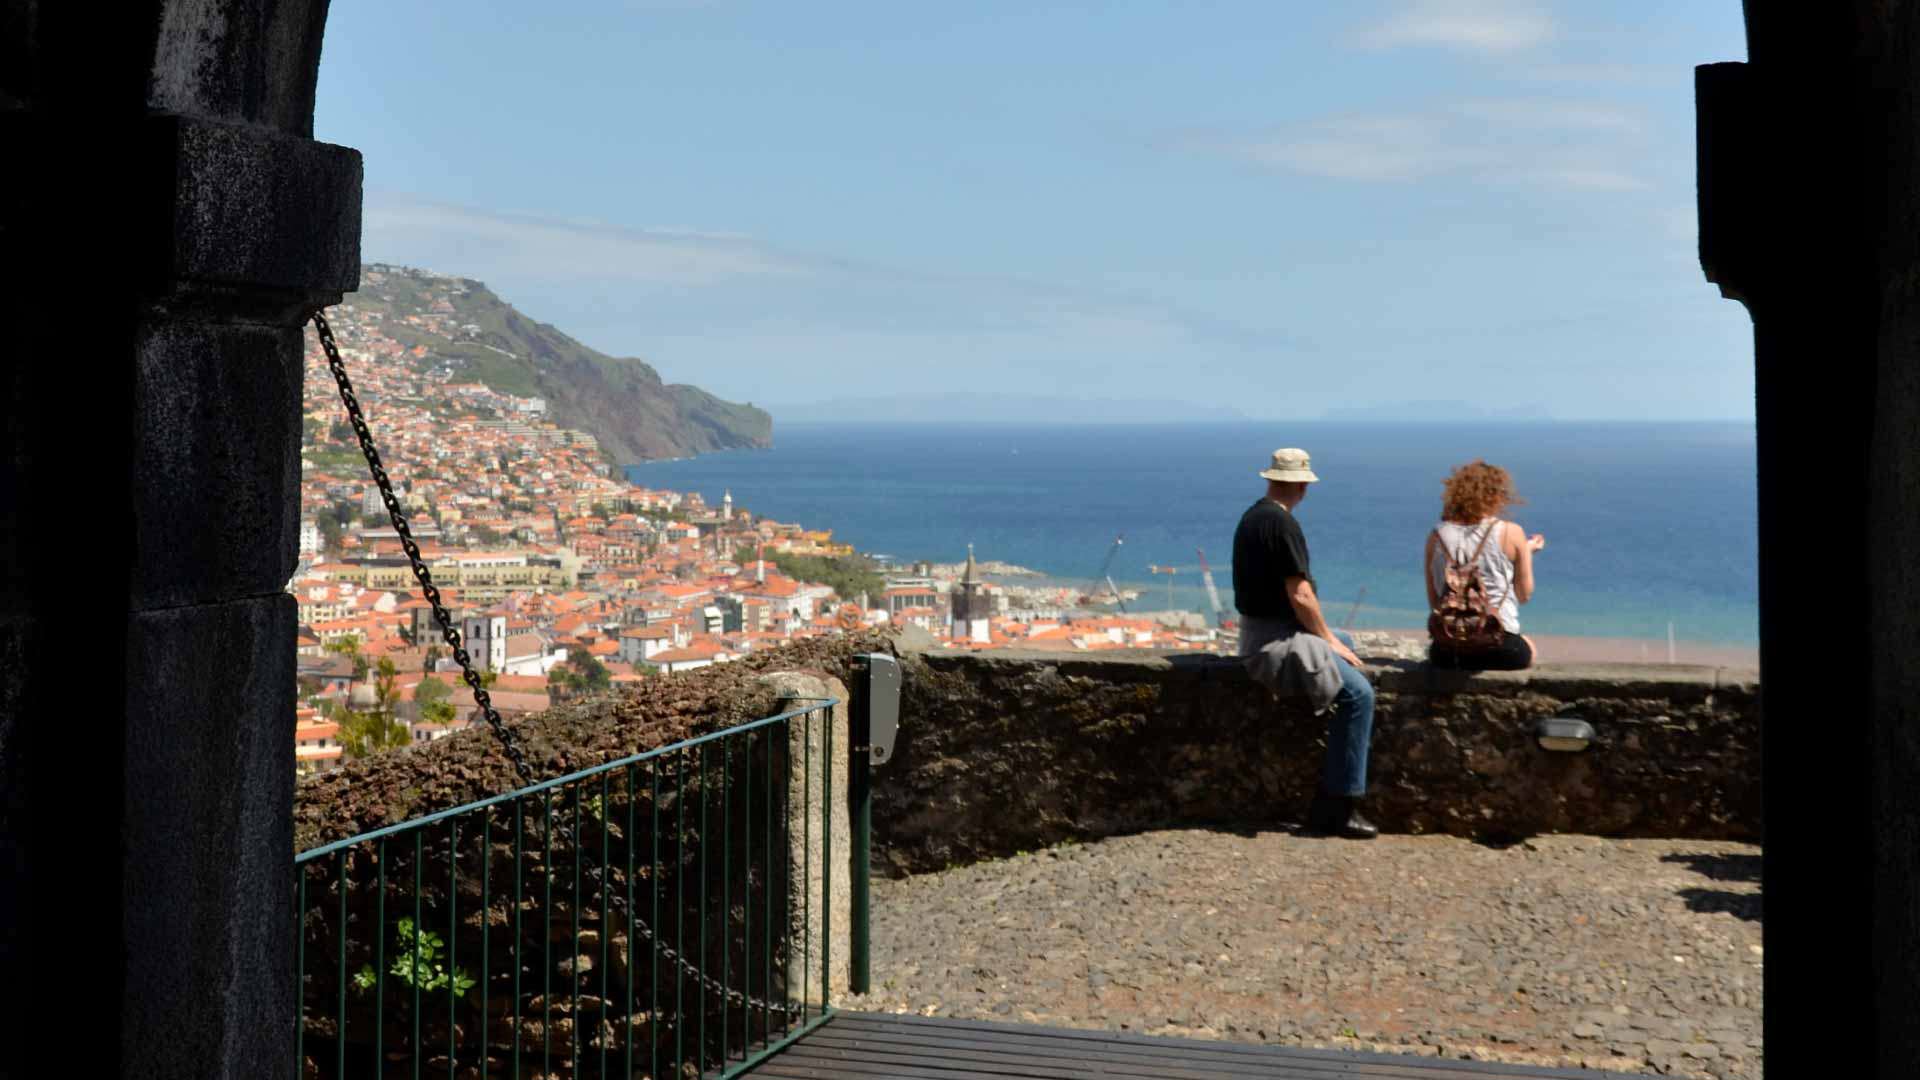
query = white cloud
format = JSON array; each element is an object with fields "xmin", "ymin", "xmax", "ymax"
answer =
[
  {"xmin": 362, "ymin": 195, "xmax": 804, "ymax": 286},
  {"xmin": 1516, "ymin": 62, "xmax": 1661, "ymax": 85},
  {"xmin": 1520, "ymin": 167, "xmax": 1649, "ymax": 192},
  {"xmin": 354, "ymin": 191, "xmax": 1294, "ymax": 406},
  {"xmin": 1356, "ymin": 0, "xmax": 1556, "ymax": 54},
  {"xmin": 1234, "ymin": 115, "xmax": 1494, "ymax": 182},
  {"xmin": 1446, "ymin": 100, "xmax": 1639, "ymax": 132},
  {"xmin": 1210, "ymin": 97, "xmax": 1650, "ymax": 193}
]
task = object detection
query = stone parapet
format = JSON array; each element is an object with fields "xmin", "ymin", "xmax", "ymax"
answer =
[{"xmin": 871, "ymin": 646, "xmax": 1760, "ymax": 875}]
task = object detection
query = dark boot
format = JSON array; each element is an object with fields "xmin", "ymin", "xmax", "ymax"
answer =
[{"xmin": 1306, "ymin": 793, "xmax": 1379, "ymax": 840}]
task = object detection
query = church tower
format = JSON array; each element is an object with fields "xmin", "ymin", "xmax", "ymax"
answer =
[
  {"xmin": 722, "ymin": 489, "xmax": 733, "ymax": 521},
  {"xmin": 951, "ymin": 545, "xmax": 991, "ymax": 644}
]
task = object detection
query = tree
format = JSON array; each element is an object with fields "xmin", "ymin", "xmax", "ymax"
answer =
[
  {"xmin": 325, "ymin": 633, "xmax": 369, "ymax": 680},
  {"xmin": 338, "ymin": 657, "xmax": 409, "ymax": 759},
  {"xmin": 414, "ymin": 675, "xmax": 457, "ymax": 727},
  {"xmin": 566, "ymin": 649, "xmax": 612, "ymax": 692},
  {"xmin": 414, "ymin": 674, "xmax": 451, "ymax": 708},
  {"xmin": 755, "ymin": 552, "xmax": 884, "ymax": 602},
  {"xmin": 548, "ymin": 648, "xmax": 612, "ymax": 702}
]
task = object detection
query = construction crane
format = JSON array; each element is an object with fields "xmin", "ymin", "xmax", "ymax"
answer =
[
  {"xmin": 1146, "ymin": 564, "xmax": 1178, "ymax": 610},
  {"xmin": 1195, "ymin": 548, "xmax": 1227, "ymax": 629},
  {"xmin": 1081, "ymin": 533, "xmax": 1127, "ymax": 612},
  {"xmin": 1341, "ymin": 586, "xmax": 1368, "ymax": 632}
]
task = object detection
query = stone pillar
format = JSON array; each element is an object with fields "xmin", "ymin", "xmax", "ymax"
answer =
[
  {"xmin": 0, "ymin": 4, "xmax": 358, "ymax": 1077},
  {"xmin": 1699, "ymin": 10, "xmax": 1917, "ymax": 1076},
  {"xmin": 759, "ymin": 673, "xmax": 853, "ymax": 1008}
]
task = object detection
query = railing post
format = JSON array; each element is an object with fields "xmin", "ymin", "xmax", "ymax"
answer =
[{"xmin": 849, "ymin": 653, "xmax": 901, "ymax": 996}]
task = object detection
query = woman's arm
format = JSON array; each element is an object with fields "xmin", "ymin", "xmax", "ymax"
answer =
[
  {"xmin": 1423, "ymin": 530, "xmax": 1440, "ymax": 609},
  {"xmin": 1508, "ymin": 520, "xmax": 1535, "ymax": 604}
]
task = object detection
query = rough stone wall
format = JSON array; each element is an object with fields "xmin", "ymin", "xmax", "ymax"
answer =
[
  {"xmin": 297, "ymin": 630, "xmax": 1759, "ymax": 886},
  {"xmin": 871, "ymin": 646, "xmax": 1759, "ymax": 876}
]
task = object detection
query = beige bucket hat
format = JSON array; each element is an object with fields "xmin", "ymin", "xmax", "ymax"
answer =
[{"xmin": 1258, "ymin": 447, "xmax": 1320, "ymax": 483}]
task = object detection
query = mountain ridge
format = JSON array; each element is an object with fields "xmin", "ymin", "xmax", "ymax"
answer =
[{"xmin": 352, "ymin": 264, "xmax": 771, "ymax": 463}]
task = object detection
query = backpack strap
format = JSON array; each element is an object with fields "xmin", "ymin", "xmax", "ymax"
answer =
[
  {"xmin": 1476, "ymin": 519, "xmax": 1515, "ymax": 612},
  {"xmin": 1442, "ymin": 519, "xmax": 1499, "ymax": 569},
  {"xmin": 1470, "ymin": 518, "xmax": 1500, "ymax": 564}
]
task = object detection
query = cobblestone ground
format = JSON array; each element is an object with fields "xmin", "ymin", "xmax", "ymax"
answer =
[{"xmin": 845, "ymin": 829, "xmax": 1762, "ymax": 1079}]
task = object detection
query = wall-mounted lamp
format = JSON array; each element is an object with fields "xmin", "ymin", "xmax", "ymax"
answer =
[{"xmin": 1535, "ymin": 716, "xmax": 1595, "ymax": 752}]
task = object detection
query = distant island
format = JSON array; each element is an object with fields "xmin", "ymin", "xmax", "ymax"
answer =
[
  {"xmin": 1319, "ymin": 401, "xmax": 1555, "ymax": 422},
  {"xmin": 771, "ymin": 392, "xmax": 1249, "ymax": 425}
]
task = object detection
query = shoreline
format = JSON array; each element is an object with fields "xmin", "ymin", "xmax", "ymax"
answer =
[{"xmin": 1362, "ymin": 627, "xmax": 1758, "ymax": 668}]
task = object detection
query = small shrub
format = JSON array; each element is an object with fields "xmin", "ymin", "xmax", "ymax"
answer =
[{"xmin": 353, "ymin": 917, "xmax": 476, "ymax": 999}]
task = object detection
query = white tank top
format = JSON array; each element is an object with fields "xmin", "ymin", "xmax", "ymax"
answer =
[{"xmin": 1429, "ymin": 518, "xmax": 1520, "ymax": 634}]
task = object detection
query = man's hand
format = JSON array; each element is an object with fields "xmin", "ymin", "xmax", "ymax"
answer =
[
  {"xmin": 1329, "ymin": 636, "xmax": 1364, "ymax": 668},
  {"xmin": 1528, "ymin": 533, "xmax": 1547, "ymax": 552}
]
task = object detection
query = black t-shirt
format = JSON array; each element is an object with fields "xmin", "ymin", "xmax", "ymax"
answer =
[{"xmin": 1232, "ymin": 498, "xmax": 1313, "ymax": 616}]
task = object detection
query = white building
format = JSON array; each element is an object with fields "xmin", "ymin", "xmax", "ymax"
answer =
[
  {"xmin": 618, "ymin": 625, "xmax": 686, "ymax": 665},
  {"xmin": 500, "ymin": 632, "xmax": 565, "ymax": 676},
  {"xmin": 461, "ymin": 612, "xmax": 508, "ymax": 672}
]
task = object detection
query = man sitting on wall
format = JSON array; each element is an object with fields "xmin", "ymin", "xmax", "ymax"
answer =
[{"xmin": 1233, "ymin": 447, "xmax": 1379, "ymax": 840}]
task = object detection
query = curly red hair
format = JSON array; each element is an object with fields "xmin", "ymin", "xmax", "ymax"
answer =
[{"xmin": 1440, "ymin": 459, "xmax": 1524, "ymax": 522}]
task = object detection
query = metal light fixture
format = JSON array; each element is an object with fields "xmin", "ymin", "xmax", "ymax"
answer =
[{"xmin": 1535, "ymin": 716, "xmax": 1595, "ymax": 752}]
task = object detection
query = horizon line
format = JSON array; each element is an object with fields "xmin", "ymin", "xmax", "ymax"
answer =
[{"xmin": 755, "ymin": 416, "xmax": 1756, "ymax": 426}]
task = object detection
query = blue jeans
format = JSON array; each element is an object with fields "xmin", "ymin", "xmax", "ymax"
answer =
[{"xmin": 1323, "ymin": 630, "xmax": 1375, "ymax": 798}]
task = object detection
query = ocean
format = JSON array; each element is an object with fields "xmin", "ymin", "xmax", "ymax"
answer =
[{"xmin": 628, "ymin": 421, "xmax": 1759, "ymax": 647}]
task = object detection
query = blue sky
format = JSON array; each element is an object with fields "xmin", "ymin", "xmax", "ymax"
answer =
[{"xmin": 315, "ymin": 1, "xmax": 1752, "ymax": 421}]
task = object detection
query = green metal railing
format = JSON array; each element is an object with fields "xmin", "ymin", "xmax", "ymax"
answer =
[{"xmin": 294, "ymin": 698, "xmax": 841, "ymax": 1079}]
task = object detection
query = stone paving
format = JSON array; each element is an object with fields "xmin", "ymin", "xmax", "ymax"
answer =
[{"xmin": 844, "ymin": 828, "xmax": 1762, "ymax": 1078}]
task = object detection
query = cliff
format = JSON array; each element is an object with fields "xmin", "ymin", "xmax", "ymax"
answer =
[{"xmin": 350, "ymin": 263, "xmax": 771, "ymax": 462}]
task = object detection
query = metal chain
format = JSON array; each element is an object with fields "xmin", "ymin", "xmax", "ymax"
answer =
[{"xmin": 311, "ymin": 309, "xmax": 802, "ymax": 1018}]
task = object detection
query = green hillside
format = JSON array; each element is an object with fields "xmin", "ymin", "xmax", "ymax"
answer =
[{"xmin": 352, "ymin": 264, "xmax": 771, "ymax": 463}]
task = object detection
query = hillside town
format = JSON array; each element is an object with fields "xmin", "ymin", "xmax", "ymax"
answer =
[{"xmin": 292, "ymin": 266, "xmax": 1226, "ymax": 775}]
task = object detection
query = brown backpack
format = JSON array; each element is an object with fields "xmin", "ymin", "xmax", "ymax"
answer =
[{"xmin": 1428, "ymin": 521, "xmax": 1508, "ymax": 652}]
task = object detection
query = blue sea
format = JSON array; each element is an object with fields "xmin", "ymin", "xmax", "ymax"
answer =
[{"xmin": 629, "ymin": 421, "xmax": 1759, "ymax": 646}]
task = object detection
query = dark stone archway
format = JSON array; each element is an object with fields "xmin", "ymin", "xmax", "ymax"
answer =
[
  {"xmin": 1, "ymin": 2, "xmax": 357, "ymax": 1076},
  {"xmin": 3, "ymin": 1, "xmax": 1917, "ymax": 1076},
  {"xmin": 1698, "ymin": 5, "xmax": 1920, "ymax": 1074}
]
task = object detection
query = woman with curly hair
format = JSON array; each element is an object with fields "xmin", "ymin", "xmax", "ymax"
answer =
[{"xmin": 1424, "ymin": 459, "xmax": 1546, "ymax": 670}]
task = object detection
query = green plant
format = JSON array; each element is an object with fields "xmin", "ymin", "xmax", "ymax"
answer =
[
  {"xmin": 752, "ymin": 551, "xmax": 884, "ymax": 602},
  {"xmin": 354, "ymin": 917, "xmax": 475, "ymax": 999},
  {"xmin": 414, "ymin": 674, "xmax": 458, "ymax": 726},
  {"xmin": 339, "ymin": 657, "xmax": 410, "ymax": 758}
]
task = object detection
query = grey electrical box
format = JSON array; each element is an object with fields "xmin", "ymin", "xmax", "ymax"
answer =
[{"xmin": 858, "ymin": 652, "xmax": 902, "ymax": 765}]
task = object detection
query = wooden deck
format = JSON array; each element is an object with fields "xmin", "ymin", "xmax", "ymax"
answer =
[{"xmin": 744, "ymin": 1012, "xmax": 1646, "ymax": 1079}]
